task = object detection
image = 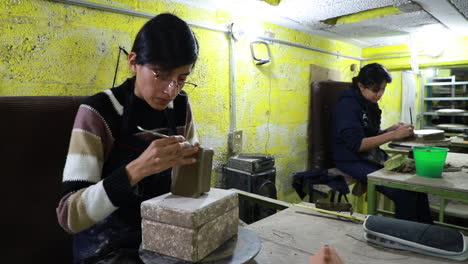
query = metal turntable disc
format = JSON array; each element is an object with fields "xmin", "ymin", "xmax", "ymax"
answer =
[{"xmin": 139, "ymin": 226, "xmax": 261, "ymax": 264}]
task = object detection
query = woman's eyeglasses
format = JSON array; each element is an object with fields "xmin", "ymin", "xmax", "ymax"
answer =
[{"xmin": 151, "ymin": 70, "xmax": 198, "ymax": 95}]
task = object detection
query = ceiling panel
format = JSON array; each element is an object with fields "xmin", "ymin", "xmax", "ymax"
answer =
[
  {"xmin": 176, "ymin": 0, "xmax": 468, "ymax": 47},
  {"xmin": 449, "ymin": 0, "xmax": 468, "ymax": 19}
]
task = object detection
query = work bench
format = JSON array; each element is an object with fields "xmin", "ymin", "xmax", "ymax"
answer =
[
  {"xmin": 234, "ymin": 190, "xmax": 464, "ymax": 263},
  {"xmin": 367, "ymin": 152, "xmax": 468, "ymax": 231}
]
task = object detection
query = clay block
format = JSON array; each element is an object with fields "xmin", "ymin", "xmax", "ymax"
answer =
[
  {"xmin": 171, "ymin": 146, "xmax": 214, "ymax": 198},
  {"xmin": 141, "ymin": 188, "xmax": 239, "ymax": 262},
  {"xmin": 414, "ymin": 129, "xmax": 445, "ymax": 142}
]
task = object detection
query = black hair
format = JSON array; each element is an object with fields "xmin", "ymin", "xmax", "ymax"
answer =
[
  {"xmin": 351, "ymin": 63, "xmax": 392, "ymax": 93},
  {"xmin": 131, "ymin": 13, "xmax": 199, "ymax": 70}
]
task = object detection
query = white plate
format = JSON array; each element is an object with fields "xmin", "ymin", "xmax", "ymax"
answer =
[
  {"xmin": 436, "ymin": 109, "xmax": 467, "ymax": 114},
  {"xmin": 436, "ymin": 123, "xmax": 468, "ymax": 131},
  {"xmin": 414, "ymin": 129, "xmax": 444, "ymax": 135}
]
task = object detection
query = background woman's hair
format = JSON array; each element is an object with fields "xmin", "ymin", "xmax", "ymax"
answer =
[
  {"xmin": 351, "ymin": 63, "xmax": 392, "ymax": 93},
  {"xmin": 131, "ymin": 13, "xmax": 199, "ymax": 70}
]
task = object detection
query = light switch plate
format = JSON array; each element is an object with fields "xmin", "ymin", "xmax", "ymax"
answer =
[{"xmin": 228, "ymin": 130, "xmax": 243, "ymax": 153}]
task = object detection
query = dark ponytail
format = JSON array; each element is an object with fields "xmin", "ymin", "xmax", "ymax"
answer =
[
  {"xmin": 131, "ymin": 13, "xmax": 199, "ymax": 70},
  {"xmin": 351, "ymin": 63, "xmax": 392, "ymax": 93}
]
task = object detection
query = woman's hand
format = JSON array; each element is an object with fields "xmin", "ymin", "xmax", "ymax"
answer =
[
  {"xmin": 309, "ymin": 245, "xmax": 345, "ymax": 264},
  {"xmin": 386, "ymin": 121, "xmax": 406, "ymax": 132},
  {"xmin": 361, "ymin": 123, "xmax": 414, "ymax": 151},
  {"xmin": 391, "ymin": 124, "xmax": 414, "ymax": 140},
  {"xmin": 125, "ymin": 136, "xmax": 199, "ymax": 185}
]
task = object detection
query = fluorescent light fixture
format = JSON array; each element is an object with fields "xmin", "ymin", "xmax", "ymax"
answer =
[{"xmin": 411, "ymin": 25, "xmax": 453, "ymax": 58}]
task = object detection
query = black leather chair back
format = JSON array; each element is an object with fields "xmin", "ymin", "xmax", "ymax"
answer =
[
  {"xmin": 0, "ymin": 96, "xmax": 86, "ymax": 264},
  {"xmin": 308, "ymin": 81, "xmax": 351, "ymax": 169}
]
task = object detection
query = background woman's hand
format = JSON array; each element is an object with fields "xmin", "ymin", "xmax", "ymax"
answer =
[
  {"xmin": 391, "ymin": 124, "xmax": 414, "ymax": 140},
  {"xmin": 125, "ymin": 136, "xmax": 199, "ymax": 185},
  {"xmin": 386, "ymin": 121, "xmax": 406, "ymax": 132}
]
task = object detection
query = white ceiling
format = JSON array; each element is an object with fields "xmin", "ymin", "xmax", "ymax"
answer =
[{"xmin": 175, "ymin": 0, "xmax": 468, "ymax": 47}]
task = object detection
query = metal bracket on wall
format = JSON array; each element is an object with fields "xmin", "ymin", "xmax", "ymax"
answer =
[{"xmin": 250, "ymin": 41, "xmax": 271, "ymax": 65}]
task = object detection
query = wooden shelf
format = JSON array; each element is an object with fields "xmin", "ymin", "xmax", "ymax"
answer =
[
  {"xmin": 422, "ymin": 77, "xmax": 468, "ymax": 133},
  {"xmin": 425, "ymin": 81, "xmax": 468, "ymax": 86},
  {"xmin": 423, "ymin": 97, "xmax": 468, "ymax": 101},
  {"xmin": 422, "ymin": 112, "xmax": 468, "ymax": 116}
]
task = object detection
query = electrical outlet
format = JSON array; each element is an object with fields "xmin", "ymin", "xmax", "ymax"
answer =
[{"xmin": 228, "ymin": 130, "xmax": 243, "ymax": 153}]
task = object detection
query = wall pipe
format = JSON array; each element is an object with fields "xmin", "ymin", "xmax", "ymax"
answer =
[
  {"xmin": 48, "ymin": 0, "xmax": 365, "ymax": 133},
  {"xmin": 228, "ymin": 33, "xmax": 237, "ymax": 132},
  {"xmin": 50, "ymin": 0, "xmax": 229, "ymax": 33},
  {"xmin": 258, "ymin": 36, "xmax": 363, "ymax": 61},
  {"xmin": 363, "ymin": 53, "xmax": 440, "ymax": 60},
  {"xmin": 49, "ymin": 0, "xmax": 362, "ymax": 60}
]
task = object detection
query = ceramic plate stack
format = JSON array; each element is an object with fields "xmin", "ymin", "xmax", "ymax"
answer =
[
  {"xmin": 436, "ymin": 109, "xmax": 467, "ymax": 114},
  {"xmin": 435, "ymin": 123, "xmax": 468, "ymax": 132}
]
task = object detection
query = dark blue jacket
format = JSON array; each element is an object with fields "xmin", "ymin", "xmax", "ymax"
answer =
[{"xmin": 331, "ymin": 88, "xmax": 384, "ymax": 163}]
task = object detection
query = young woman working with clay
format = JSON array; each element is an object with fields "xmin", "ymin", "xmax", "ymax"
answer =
[
  {"xmin": 57, "ymin": 13, "xmax": 200, "ymax": 263},
  {"xmin": 331, "ymin": 63, "xmax": 433, "ymax": 224}
]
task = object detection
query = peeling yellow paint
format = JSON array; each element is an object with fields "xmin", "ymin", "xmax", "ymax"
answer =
[
  {"xmin": 324, "ymin": 6, "xmax": 401, "ymax": 25},
  {"xmin": 259, "ymin": 0, "xmax": 281, "ymax": 6}
]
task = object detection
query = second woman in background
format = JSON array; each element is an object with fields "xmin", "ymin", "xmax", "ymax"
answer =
[{"xmin": 332, "ymin": 63, "xmax": 433, "ymax": 224}]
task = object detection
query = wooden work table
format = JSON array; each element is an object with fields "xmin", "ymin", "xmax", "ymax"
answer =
[
  {"xmin": 245, "ymin": 203, "xmax": 462, "ymax": 264},
  {"xmin": 450, "ymin": 136, "xmax": 468, "ymax": 148},
  {"xmin": 369, "ymin": 153, "xmax": 468, "ymax": 193},
  {"xmin": 367, "ymin": 152, "xmax": 468, "ymax": 230}
]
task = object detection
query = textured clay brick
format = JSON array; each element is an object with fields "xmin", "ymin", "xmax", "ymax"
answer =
[
  {"xmin": 141, "ymin": 188, "xmax": 239, "ymax": 262},
  {"xmin": 141, "ymin": 188, "xmax": 238, "ymax": 228}
]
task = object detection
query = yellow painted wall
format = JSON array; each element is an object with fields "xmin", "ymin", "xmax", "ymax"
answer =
[
  {"xmin": 0, "ymin": 0, "xmax": 362, "ymax": 204},
  {"xmin": 233, "ymin": 20, "xmax": 360, "ymax": 202},
  {"xmin": 362, "ymin": 35, "xmax": 468, "ymax": 131},
  {"xmin": 380, "ymin": 71, "xmax": 402, "ymax": 130},
  {"xmin": 363, "ymin": 36, "xmax": 468, "ymax": 70}
]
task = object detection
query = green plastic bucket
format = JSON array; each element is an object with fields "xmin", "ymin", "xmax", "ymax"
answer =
[{"xmin": 412, "ymin": 146, "xmax": 449, "ymax": 178}]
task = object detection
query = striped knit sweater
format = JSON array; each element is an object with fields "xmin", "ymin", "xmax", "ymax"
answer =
[{"xmin": 56, "ymin": 77, "xmax": 196, "ymax": 259}]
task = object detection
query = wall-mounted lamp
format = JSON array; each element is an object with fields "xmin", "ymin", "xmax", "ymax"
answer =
[
  {"xmin": 250, "ymin": 41, "xmax": 271, "ymax": 65},
  {"xmin": 229, "ymin": 21, "xmax": 267, "ymax": 42},
  {"xmin": 229, "ymin": 22, "xmax": 245, "ymax": 41}
]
